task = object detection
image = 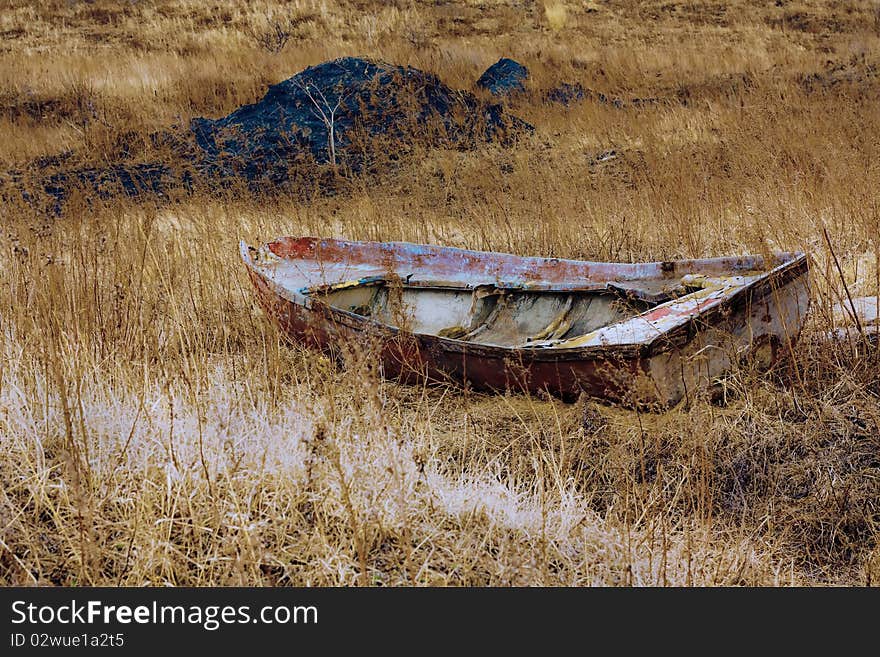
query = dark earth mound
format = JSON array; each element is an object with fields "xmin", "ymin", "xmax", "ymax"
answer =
[
  {"xmin": 475, "ymin": 57, "xmax": 529, "ymax": 96},
  {"xmin": 543, "ymin": 83, "xmax": 657, "ymax": 108},
  {"xmin": 190, "ymin": 57, "xmax": 531, "ymax": 180},
  {"xmin": 543, "ymin": 82, "xmax": 587, "ymax": 105},
  {"xmin": 473, "ymin": 57, "xmax": 648, "ymax": 108},
  {"xmin": 12, "ymin": 57, "xmax": 533, "ymax": 210}
]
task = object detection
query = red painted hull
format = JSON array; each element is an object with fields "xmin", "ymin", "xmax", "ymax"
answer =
[{"xmin": 248, "ymin": 267, "xmax": 645, "ymax": 402}]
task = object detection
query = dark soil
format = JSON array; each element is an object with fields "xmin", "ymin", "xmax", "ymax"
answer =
[{"xmin": 11, "ymin": 57, "xmax": 533, "ymax": 210}]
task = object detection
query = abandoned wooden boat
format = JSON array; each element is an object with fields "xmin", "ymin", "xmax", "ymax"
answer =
[{"xmin": 241, "ymin": 237, "xmax": 810, "ymax": 407}]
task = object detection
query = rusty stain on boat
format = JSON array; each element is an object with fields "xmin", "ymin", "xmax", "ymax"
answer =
[{"xmin": 241, "ymin": 237, "xmax": 811, "ymax": 408}]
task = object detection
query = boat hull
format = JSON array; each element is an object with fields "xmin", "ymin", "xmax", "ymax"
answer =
[{"xmin": 243, "ymin": 242, "xmax": 810, "ymax": 407}]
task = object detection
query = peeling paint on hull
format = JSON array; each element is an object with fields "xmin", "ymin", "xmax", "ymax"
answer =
[{"xmin": 241, "ymin": 237, "xmax": 810, "ymax": 408}]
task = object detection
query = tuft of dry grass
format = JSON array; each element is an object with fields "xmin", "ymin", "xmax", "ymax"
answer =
[
  {"xmin": 1, "ymin": 0, "xmax": 879, "ymax": 586},
  {"xmin": 543, "ymin": 1, "xmax": 569, "ymax": 32}
]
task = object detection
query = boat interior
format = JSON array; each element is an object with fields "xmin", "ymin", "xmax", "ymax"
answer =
[{"xmin": 307, "ymin": 275, "xmax": 712, "ymax": 348}]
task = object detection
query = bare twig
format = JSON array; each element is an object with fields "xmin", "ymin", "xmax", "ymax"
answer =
[
  {"xmin": 293, "ymin": 80, "xmax": 347, "ymax": 167},
  {"xmin": 254, "ymin": 20, "xmax": 291, "ymax": 54},
  {"xmin": 823, "ymin": 226, "xmax": 864, "ymax": 338}
]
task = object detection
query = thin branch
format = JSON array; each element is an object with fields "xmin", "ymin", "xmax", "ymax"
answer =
[
  {"xmin": 823, "ymin": 226, "xmax": 864, "ymax": 338},
  {"xmin": 293, "ymin": 80, "xmax": 348, "ymax": 167}
]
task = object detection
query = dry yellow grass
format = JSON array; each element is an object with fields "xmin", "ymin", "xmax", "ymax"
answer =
[{"xmin": 1, "ymin": 0, "xmax": 879, "ymax": 586}]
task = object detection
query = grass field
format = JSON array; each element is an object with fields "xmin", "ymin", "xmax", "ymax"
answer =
[{"xmin": 1, "ymin": 0, "xmax": 879, "ymax": 586}]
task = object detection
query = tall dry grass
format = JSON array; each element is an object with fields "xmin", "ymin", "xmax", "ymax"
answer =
[{"xmin": 1, "ymin": 0, "xmax": 879, "ymax": 585}]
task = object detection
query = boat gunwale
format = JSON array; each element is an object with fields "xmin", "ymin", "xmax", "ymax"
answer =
[{"xmin": 261, "ymin": 235, "xmax": 802, "ymax": 283}]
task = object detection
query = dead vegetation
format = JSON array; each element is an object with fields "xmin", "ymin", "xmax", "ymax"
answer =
[{"xmin": 0, "ymin": 0, "xmax": 879, "ymax": 586}]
